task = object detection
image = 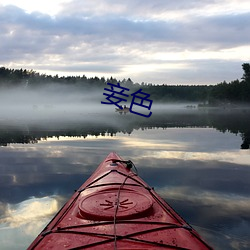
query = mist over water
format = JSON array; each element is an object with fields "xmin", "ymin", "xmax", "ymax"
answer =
[
  {"xmin": 0, "ymin": 85, "xmax": 112, "ymax": 123},
  {"xmin": 0, "ymin": 84, "xmax": 199, "ymax": 126},
  {"xmin": 1, "ymin": 84, "xmax": 250, "ymax": 150}
]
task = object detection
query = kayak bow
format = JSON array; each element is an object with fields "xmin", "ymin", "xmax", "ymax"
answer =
[{"xmin": 28, "ymin": 152, "xmax": 213, "ymax": 249}]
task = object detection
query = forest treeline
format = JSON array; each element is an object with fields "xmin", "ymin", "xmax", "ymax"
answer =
[{"xmin": 0, "ymin": 63, "xmax": 250, "ymax": 104}]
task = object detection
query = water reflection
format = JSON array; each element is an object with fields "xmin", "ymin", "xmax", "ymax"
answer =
[
  {"xmin": 0, "ymin": 196, "xmax": 62, "ymax": 250},
  {"xmin": 1, "ymin": 196, "xmax": 59, "ymax": 228},
  {"xmin": 0, "ymin": 108, "xmax": 250, "ymax": 149},
  {"xmin": 0, "ymin": 110, "xmax": 250, "ymax": 249}
]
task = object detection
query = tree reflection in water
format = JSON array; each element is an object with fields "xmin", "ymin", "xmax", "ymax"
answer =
[{"xmin": 0, "ymin": 108, "xmax": 249, "ymax": 149}]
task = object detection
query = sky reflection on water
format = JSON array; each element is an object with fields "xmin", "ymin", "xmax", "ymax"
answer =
[{"xmin": 0, "ymin": 127, "xmax": 250, "ymax": 249}]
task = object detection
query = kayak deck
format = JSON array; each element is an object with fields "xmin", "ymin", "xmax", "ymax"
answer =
[{"xmin": 28, "ymin": 152, "xmax": 213, "ymax": 249}]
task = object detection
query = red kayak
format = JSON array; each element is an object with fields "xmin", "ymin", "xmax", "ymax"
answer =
[{"xmin": 28, "ymin": 152, "xmax": 213, "ymax": 249}]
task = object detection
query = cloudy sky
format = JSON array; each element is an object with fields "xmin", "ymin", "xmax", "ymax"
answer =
[{"xmin": 0, "ymin": 0, "xmax": 250, "ymax": 85}]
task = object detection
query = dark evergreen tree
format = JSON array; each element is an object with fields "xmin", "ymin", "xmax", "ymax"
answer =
[{"xmin": 242, "ymin": 63, "xmax": 250, "ymax": 83}]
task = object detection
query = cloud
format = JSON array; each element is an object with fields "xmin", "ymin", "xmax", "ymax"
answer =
[
  {"xmin": 0, "ymin": 1, "xmax": 250, "ymax": 83},
  {"xmin": 0, "ymin": 196, "xmax": 59, "ymax": 229},
  {"xmin": 157, "ymin": 186, "xmax": 250, "ymax": 216},
  {"xmin": 0, "ymin": 196, "xmax": 61, "ymax": 249},
  {"xmin": 58, "ymin": 0, "xmax": 241, "ymax": 19},
  {"xmin": 6, "ymin": 5, "xmax": 247, "ymax": 49}
]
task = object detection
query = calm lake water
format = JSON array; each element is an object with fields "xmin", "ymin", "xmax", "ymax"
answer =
[{"xmin": 0, "ymin": 106, "xmax": 250, "ymax": 249}]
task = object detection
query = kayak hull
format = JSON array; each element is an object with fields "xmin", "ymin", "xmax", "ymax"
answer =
[{"xmin": 28, "ymin": 152, "xmax": 213, "ymax": 249}]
